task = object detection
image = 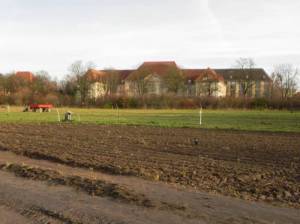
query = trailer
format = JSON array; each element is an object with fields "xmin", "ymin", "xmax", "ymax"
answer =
[{"xmin": 28, "ymin": 104, "xmax": 53, "ymax": 112}]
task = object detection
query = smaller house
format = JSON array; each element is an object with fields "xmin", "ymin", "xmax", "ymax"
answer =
[
  {"xmin": 86, "ymin": 69, "xmax": 107, "ymax": 98},
  {"xmin": 15, "ymin": 71, "xmax": 34, "ymax": 82},
  {"xmin": 195, "ymin": 68, "xmax": 226, "ymax": 97},
  {"xmin": 86, "ymin": 69, "xmax": 133, "ymax": 98},
  {"xmin": 125, "ymin": 61, "xmax": 179, "ymax": 96},
  {"xmin": 216, "ymin": 69, "xmax": 272, "ymax": 98}
]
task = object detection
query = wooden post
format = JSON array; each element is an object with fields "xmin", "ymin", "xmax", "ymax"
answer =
[
  {"xmin": 116, "ymin": 105, "xmax": 120, "ymax": 124},
  {"xmin": 56, "ymin": 109, "xmax": 61, "ymax": 122},
  {"xmin": 199, "ymin": 107, "xmax": 202, "ymax": 126}
]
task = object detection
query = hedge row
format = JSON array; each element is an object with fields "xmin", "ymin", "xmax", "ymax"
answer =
[
  {"xmin": 86, "ymin": 95, "xmax": 300, "ymax": 110},
  {"xmin": 1, "ymin": 94, "xmax": 300, "ymax": 110}
]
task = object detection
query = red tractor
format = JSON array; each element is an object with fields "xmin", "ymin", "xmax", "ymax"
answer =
[{"xmin": 24, "ymin": 104, "xmax": 53, "ymax": 112}]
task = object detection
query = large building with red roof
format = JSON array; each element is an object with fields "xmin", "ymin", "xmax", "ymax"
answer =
[{"xmin": 87, "ymin": 61, "xmax": 271, "ymax": 98}]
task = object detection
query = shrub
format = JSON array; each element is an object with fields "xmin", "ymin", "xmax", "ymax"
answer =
[
  {"xmin": 2, "ymin": 92, "xmax": 300, "ymax": 110},
  {"xmin": 251, "ymin": 98, "xmax": 268, "ymax": 109}
]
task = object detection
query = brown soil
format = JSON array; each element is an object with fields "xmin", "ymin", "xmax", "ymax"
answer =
[
  {"xmin": 0, "ymin": 150, "xmax": 299, "ymax": 223},
  {"xmin": 0, "ymin": 162, "xmax": 188, "ymax": 212},
  {"xmin": 0, "ymin": 123, "xmax": 299, "ymax": 223},
  {"xmin": 0, "ymin": 124, "xmax": 299, "ymax": 207},
  {"xmin": 0, "ymin": 205, "xmax": 37, "ymax": 224},
  {"xmin": 1, "ymin": 171, "xmax": 194, "ymax": 224},
  {"xmin": 0, "ymin": 163, "xmax": 153, "ymax": 207}
]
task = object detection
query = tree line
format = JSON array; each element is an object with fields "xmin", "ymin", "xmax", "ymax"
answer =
[{"xmin": 0, "ymin": 58, "xmax": 299, "ymax": 108}]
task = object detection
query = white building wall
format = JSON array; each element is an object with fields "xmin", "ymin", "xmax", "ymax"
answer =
[
  {"xmin": 217, "ymin": 82, "xmax": 226, "ymax": 97},
  {"xmin": 88, "ymin": 82, "xmax": 106, "ymax": 98}
]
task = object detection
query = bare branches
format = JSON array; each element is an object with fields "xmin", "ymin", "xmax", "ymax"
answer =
[
  {"xmin": 234, "ymin": 58, "xmax": 256, "ymax": 97},
  {"xmin": 102, "ymin": 69, "xmax": 120, "ymax": 95},
  {"xmin": 163, "ymin": 67, "xmax": 185, "ymax": 94},
  {"xmin": 272, "ymin": 64, "xmax": 298, "ymax": 99},
  {"xmin": 68, "ymin": 60, "xmax": 96, "ymax": 104},
  {"xmin": 197, "ymin": 71, "xmax": 219, "ymax": 97},
  {"xmin": 235, "ymin": 58, "xmax": 256, "ymax": 70},
  {"xmin": 68, "ymin": 60, "xmax": 96, "ymax": 77},
  {"xmin": 128, "ymin": 68, "xmax": 151, "ymax": 96}
]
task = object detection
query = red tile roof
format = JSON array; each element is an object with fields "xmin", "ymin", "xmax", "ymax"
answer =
[
  {"xmin": 15, "ymin": 71, "xmax": 34, "ymax": 82},
  {"xmin": 86, "ymin": 69, "xmax": 107, "ymax": 81},
  {"xmin": 114, "ymin": 70, "xmax": 134, "ymax": 80},
  {"xmin": 196, "ymin": 68, "xmax": 224, "ymax": 82},
  {"xmin": 183, "ymin": 68, "xmax": 224, "ymax": 82},
  {"xmin": 137, "ymin": 61, "xmax": 178, "ymax": 76},
  {"xmin": 182, "ymin": 69, "xmax": 205, "ymax": 81},
  {"xmin": 86, "ymin": 69, "xmax": 135, "ymax": 81},
  {"xmin": 215, "ymin": 69, "xmax": 271, "ymax": 81},
  {"xmin": 88, "ymin": 61, "xmax": 271, "ymax": 83}
]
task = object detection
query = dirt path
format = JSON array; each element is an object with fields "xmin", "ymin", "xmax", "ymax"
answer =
[
  {"xmin": 0, "ymin": 206, "xmax": 37, "ymax": 224},
  {"xmin": 0, "ymin": 150, "xmax": 299, "ymax": 224}
]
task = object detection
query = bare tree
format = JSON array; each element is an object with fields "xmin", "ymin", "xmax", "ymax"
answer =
[
  {"xmin": 272, "ymin": 64, "xmax": 298, "ymax": 99},
  {"xmin": 128, "ymin": 67, "xmax": 150, "ymax": 96},
  {"xmin": 0, "ymin": 74, "xmax": 5, "ymax": 96},
  {"xmin": 163, "ymin": 67, "xmax": 185, "ymax": 94},
  {"xmin": 234, "ymin": 58, "xmax": 256, "ymax": 97},
  {"xmin": 196, "ymin": 70, "xmax": 220, "ymax": 97},
  {"xmin": 31, "ymin": 71, "xmax": 53, "ymax": 95},
  {"xmin": 102, "ymin": 69, "xmax": 121, "ymax": 95},
  {"xmin": 68, "ymin": 60, "xmax": 96, "ymax": 104},
  {"xmin": 26, "ymin": 71, "xmax": 59, "ymax": 104},
  {"xmin": 198, "ymin": 81, "xmax": 219, "ymax": 97},
  {"xmin": 69, "ymin": 60, "xmax": 96, "ymax": 77},
  {"xmin": 5, "ymin": 72, "xmax": 28, "ymax": 94}
]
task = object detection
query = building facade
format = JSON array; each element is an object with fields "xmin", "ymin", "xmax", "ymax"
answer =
[{"xmin": 87, "ymin": 61, "xmax": 272, "ymax": 98}]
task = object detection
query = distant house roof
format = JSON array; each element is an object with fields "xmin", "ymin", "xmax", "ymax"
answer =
[
  {"xmin": 86, "ymin": 69, "xmax": 135, "ymax": 81},
  {"xmin": 15, "ymin": 71, "xmax": 34, "ymax": 82},
  {"xmin": 136, "ymin": 61, "xmax": 178, "ymax": 75},
  {"xmin": 215, "ymin": 69, "xmax": 271, "ymax": 81},
  {"xmin": 182, "ymin": 69, "xmax": 204, "ymax": 81},
  {"xmin": 196, "ymin": 68, "xmax": 224, "ymax": 82},
  {"xmin": 183, "ymin": 68, "xmax": 225, "ymax": 82},
  {"xmin": 114, "ymin": 70, "xmax": 134, "ymax": 80},
  {"xmin": 86, "ymin": 69, "xmax": 107, "ymax": 81}
]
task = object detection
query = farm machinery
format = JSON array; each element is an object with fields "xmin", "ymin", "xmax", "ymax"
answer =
[{"xmin": 23, "ymin": 104, "xmax": 53, "ymax": 112}]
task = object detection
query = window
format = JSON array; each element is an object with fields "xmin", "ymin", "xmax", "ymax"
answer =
[
  {"xmin": 187, "ymin": 80, "xmax": 193, "ymax": 96},
  {"xmin": 239, "ymin": 82, "xmax": 244, "ymax": 96},
  {"xmin": 229, "ymin": 81, "xmax": 236, "ymax": 97},
  {"xmin": 147, "ymin": 81, "xmax": 157, "ymax": 94},
  {"xmin": 247, "ymin": 84, "xmax": 252, "ymax": 97},
  {"xmin": 264, "ymin": 82, "xmax": 270, "ymax": 97},
  {"xmin": 255, "ymin": 81, "xmax": 261, "ymax": 97}
]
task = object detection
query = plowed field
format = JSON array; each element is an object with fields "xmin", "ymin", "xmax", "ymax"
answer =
[{"xmin": 0, "ymin": 124, "xmax": 299, "ymax": 208}]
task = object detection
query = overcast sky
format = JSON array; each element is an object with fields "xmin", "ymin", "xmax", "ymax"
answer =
[{"xmin": 1, "ymin": 0, "xmax": 299, "ymax": 79}]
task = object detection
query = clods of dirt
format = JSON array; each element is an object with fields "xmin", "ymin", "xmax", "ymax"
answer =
[{"xmin": 0, "ymin": 124, "xmax": 299, "ymax": 208}]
